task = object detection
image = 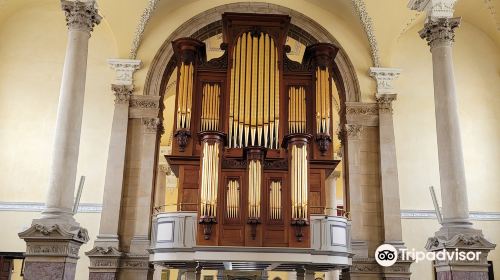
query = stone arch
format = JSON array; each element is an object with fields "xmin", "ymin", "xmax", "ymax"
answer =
[{"xmin": 142, "ymin": 2, "xmax": 361, "ymax": 108}]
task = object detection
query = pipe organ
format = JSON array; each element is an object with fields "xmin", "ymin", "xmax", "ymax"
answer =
[{"xmin": 167, "ymin": 13, "xmax": 340, "ymax": 248}]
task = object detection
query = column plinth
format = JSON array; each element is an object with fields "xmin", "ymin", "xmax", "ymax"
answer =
[
  {"xmin": 19, "ymin": 2, "xmax": 100, "ymax": 280},
  {"xmin": 410, "ymin": 1, "xmax": 496, "ymax": 277}
]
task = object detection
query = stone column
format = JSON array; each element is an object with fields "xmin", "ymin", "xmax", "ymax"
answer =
[
  {"xmin": 370, "ymin": 68, "xmax": 413, "ymax": 279},
  {"xmin": 326, "ymin": 171, "xmax": 340, "ymax": 216},
  {"xmin": 409, "ymin": 0, "xmax": 496, "ymax": 278},
  {"xmin": 18, "ymin": 2, "xmax": 100, "ymax": 280},
  {"xmin": 86, "ymin": 59, "xmax": 140, "ymax": 280}
]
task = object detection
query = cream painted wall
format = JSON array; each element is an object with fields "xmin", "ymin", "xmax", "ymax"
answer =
[{"xmin": 0, "ymin": 1, "xmax": 117, "ymax": 204}]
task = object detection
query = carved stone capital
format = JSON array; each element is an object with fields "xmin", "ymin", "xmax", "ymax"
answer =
[
  {"xmin": 111, "ymin": 84, "xmax": 133, "ymax": 104},
  {"xmin": 376, "ymin": 93, "xmax": 397, "ymax": 114},
  {"xmin": 408, "ymin": 0, "xmax": 457, "ymax": 19},
  {"xmin": 345, "ymin": 124, "xmax": 364, "ymax": 140},
  {"xmin": 369, "ymin": 67, "xmax": 401, "ymax": 95},
  {"xmin": 419, "ymin": 17, "xmax": 461, "ymax": 48},
  {"xmin": 61, "ymin": 0, "xmax": 101, "ymax": 33},
  {"xmin": 142, "ymin": 118, "xmax": 161, "ymax": 134},
  {"xmin": 108, "ymin": 59, "xmax": 142, "ymax": 86}
]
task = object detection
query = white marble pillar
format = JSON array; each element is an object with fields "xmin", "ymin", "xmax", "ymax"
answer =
[
  {"xmin": 419, "ymin": 17, "xmax": 472, "ymax": 227},
  {"xmin": 409, "ymin": 1, "xmax": 495, "ymax": 278},
  {"xmin": 18, "ymin": 2, "xmax": 100, "ymax": 280},
  {"xmin": 326, "ymin": 171, "xmax": 340, "ymax": 216},
  {"xmin": 40, "ymin": 0, "xmax": 101, "ymax": 224}
]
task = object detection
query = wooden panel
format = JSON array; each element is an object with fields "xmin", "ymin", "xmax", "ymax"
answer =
[
  {"xmin": 219, "ymin": 171, "xmax": 245, "ymax": 246},
  {"xmin": 178, "ymin": 166, "xmax": 199, "ymax": 211},
  {"xmin": 309, "ymin": 169, "xmax": 325, "ymax": 215}
]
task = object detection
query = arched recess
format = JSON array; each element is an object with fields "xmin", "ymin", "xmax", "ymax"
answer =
[{"xmin": 142, "ymin": 2, "xmax": 361, "ymax": 110}]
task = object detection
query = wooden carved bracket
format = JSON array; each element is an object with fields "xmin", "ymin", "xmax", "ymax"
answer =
[
  {"xmin": 199, "ymin": 216, "xmax": 217, "ymax": 240},
  {"xmin": 316, "ymin": 133, "xmax": 332, "ymax": 156},
  {"xmin": 174, "ymin": 129, "xmax": 191, "ymax": 152},
  {"xmin": 247, "ymin": 218, "xmax": 261, "ymax": 240},
  {"xmin": 291, "ymin": 218, "xmax": 309, "ymax": 242}
]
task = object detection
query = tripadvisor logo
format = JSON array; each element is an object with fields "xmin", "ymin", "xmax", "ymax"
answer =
[
  {"xmin": 375, "ymin": 244, "xmax": 398, "ymax": 267},
  {"xmin": 375, "ymin": 244, "xmax": 482, "ymax": 267}
]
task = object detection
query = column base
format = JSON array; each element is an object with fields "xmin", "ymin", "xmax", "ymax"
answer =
[
  {"xmin": 86, "ymin": 246, "xmax": 123, "ymax": 280},
  {"xmin": 18, "ymin": 223, "xmax": 89, "ymax": 280},
  {"xmin": 119, "ymin": 253, "xmax": 153, "ymax": 280},
  {"xmin": 426, "ymin": 226, "xmax": 496, "ymax": 280}
]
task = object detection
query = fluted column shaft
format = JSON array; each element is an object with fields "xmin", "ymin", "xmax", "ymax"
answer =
[
  {"xmin": 420, "ymin": 17, "xmax": 471, "ymax": 227},
  {"xmin": 42, "ymin": 1, "xmax": 101, "ymax": 223}
]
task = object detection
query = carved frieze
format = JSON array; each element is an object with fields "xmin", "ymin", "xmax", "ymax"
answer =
[
  {"xmin": 346, "ymin": 102, "xmax": 378, "ymax": 126},
  {"xmin": 198, "ymin": 51, "xmax": 228, "ymax": 70},
  {"xmin": 129, "ymin": 95, "xmax": 161, "ymax": 118},
  {"xmin": 376, "ymin": 94, "xmax": 397, "ymax": 114},
  {"xmin": 222, "ymin": 158, "xmax": 248, "ymax": 169}
]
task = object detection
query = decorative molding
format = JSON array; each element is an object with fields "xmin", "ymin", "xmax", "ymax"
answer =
[
  {"xmin": 111, "ymin": 84, "xmax": 133, "ymax": 104},
  {"xmin": 426, "ymin": 233, "xmax": 496, "ymax": 251},
  {"xmin": 408, "ymin": 0, "xmax": 457, "ymax": 19},
  {"xmin": 130, "ymin": 0, "xmax": 161, "ymax": 59},
  {"xmin": 376, "ymin": 93, "xmax": 397, "ymax": 114},
  {"xmin": 142, "ymin": 117, "xmax": 161, "ymax": 134},
  {"xmin": 369, "ymin": 67, "xmax": 401, "ymax": 95},
  {"xmin": 61, "ymin": 0, "xmax": 101, "ymax": 33},
  {"xmin": 129, "ymin": 95, "xmax": 161, "ymax": 118},
  {"xmin": 19, "ymin": 223, "xmax": 89, "ymax": 244},
  {"xmin": 108, "ymin": 59, "xmax": 142, "ymax": 86},
  {"xmin": 401, "ymin": 209, "xmax": 500, "ymax": 221},
  {"xmin": 344, "ymin": 124, "xmax": 364, "ymax": 139},
  {"xmin": 351, "ymin": 0, "xmax": 381, "ymax": 67},
  {"xmin": 0, "ymin": 202, "xmax": 102, "ymax": 213},
  {"xmin": 419, "ymin": 17, "xmax": 461, "ymax": 48},
  {"xmin": 86, "ymin": 246, "xmax": 123, "ymax": 257},
  {"xmin": 346, "ymin": 102, "xmax": 379, "ymax": 126}
]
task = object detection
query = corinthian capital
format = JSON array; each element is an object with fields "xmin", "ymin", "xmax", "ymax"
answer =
[
  {"xmin": 111, "ymin": 84, "xmax": 133, "ymax": 104},
  {"xmin": 61, "ymin": 1, "xmax": 102, "ymax": 33},
  {"xmin": 419, "ymin": 17, "xmax": 461, "ymax": 48},
  {"xmin": 376, "ymin": 94, "xmax": 397, "ymax": 114}
]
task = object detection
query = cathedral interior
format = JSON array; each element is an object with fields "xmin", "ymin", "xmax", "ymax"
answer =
[{"xmin": 0, "ymin": 0, "xmax": 499, "ymax": 280}]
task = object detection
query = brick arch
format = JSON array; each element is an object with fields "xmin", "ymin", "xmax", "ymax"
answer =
[{"xmin": 142, "ymin": 2, "xmax": 361, "ymax": 107}]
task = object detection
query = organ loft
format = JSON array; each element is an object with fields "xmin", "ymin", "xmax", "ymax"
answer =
[{"xmin": 151, "ymin": 13, "xmax": 351, "ymax": 273}]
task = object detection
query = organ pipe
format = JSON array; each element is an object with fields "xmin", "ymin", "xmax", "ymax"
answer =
[
  {"xmin": 201, "ymin": 83, "xmax": 221, "ymax": 131},
  {"xmin": 288, "ymin": 86, "xmax": 306, "ymax": 134},
  {"xmin": 176, "ymin": 62, "xmax": 194, "ymax": 130},
  {"xmin": 228, "ymin": 32, "xmax": 280, "ymax": 149},
  {"xmin": 270, "ymin": 181, "xmax": 282, "ymax": 220},
  {"xmin": 226, "ymin": 180, "xmax": 240, "ymax": 219},
  {"xmin": 315, "ymin": 67, "xmax": 331, "ymax": 135},
  {"xmin": 291, "ymin": 145, "xmax": 308, "ymax": 219},
  {"xmin": 200, "ymin": 142, "xmax": 220, "ymax": 217},
  {"xmin": 248, "ymin": 160, "xmax": 262, "ymax": 218}
]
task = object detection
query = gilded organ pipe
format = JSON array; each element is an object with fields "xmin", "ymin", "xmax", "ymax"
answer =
[
  {"xmin": 200, "ymin": 142, "xmax": 220, "ymax": 217},
  {"xmin": 176, "ymin": 62, "xmax": 195, "ymax": 130},
  {"xmin": 226, "ymin": 180, "xmax": 240, "ymax": 219},
  {"xmin": 228, "ymin": 32, "xmax": 280, "ymax": 149},
  {"xmin": 248, "ymin": 160, "xmax": 262, "ymax": 218},
  {"xmin": 288, "ymin": 87, "xmax": 306, "ymax": 133},
  {"xmin": 291, "ymin": 145, "xmax": 308, "ymax": 219},
  {"xmin": 315, "ymin": 67, "xmax": 331, "ymax": 135},
  {"xmin": 201, "ymin": 84, "xmax": 221, "ymax": 131}
]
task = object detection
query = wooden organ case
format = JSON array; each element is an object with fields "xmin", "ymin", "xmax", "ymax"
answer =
[{"xmin": 166, "ymin": 13, "xmax": 340, "ymax": 249}]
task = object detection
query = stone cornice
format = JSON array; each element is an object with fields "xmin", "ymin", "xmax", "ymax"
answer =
[
  {"xmin": 369, "ymin": 67, "xmax": 401, "ymax": 95},
  {"xmin": 408, "ymin": 0, "xmax": 457, "ymax": 19},
  {"xmin": 61, "ymin": 0, "xmax": 101, "ymax": 33},
  {"xmin": 108, "ymin": 59, "xmax": 142, "ymax": 86},
  {"xmin": 419, "ymin": 17, "xmax": 461, "ymax": 48}
]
